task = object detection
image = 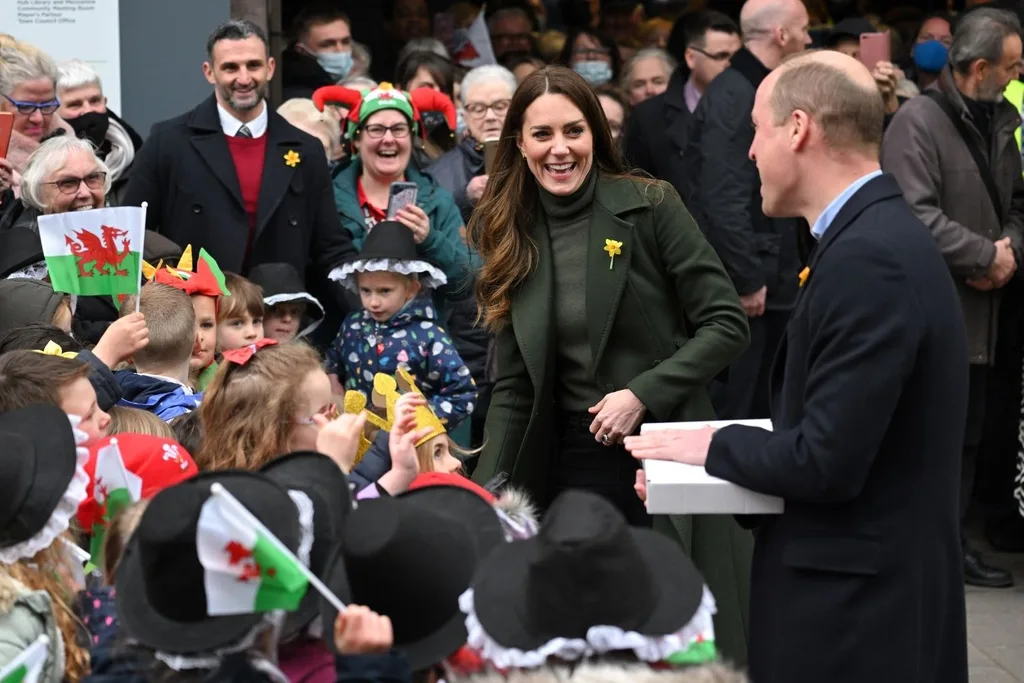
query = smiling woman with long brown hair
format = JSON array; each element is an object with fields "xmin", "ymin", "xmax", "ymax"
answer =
[{"xmin": 468, "ymin": 65, "xmax": 754, "ymax": 661}]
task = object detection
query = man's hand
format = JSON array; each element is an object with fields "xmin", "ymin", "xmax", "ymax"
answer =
[
  {"xmin": 92, "ymin": 312, "xmax": 150, "ymax": 368},
  {"xmin": 986, "ymin": 236, "xmax": 1017, "ymax": 287},
  {"xmin": 871, "ymin": 61, "xmax": 900, "ymax": 114},
  {"xmin": 739, "ymin": 285, "xmax": 767, "ymax": 317},
  {"xmin": 635, "ymin": 468, "xmax": 648, "ymax": 503},
  {"xmin": 334, "ymin": 605, "xmax": 394, "ymax": 655},
  {"xmin": 466, "ymin": 174, "xmax": 489, "ymax": 206},
  {"xmin": 624, "ymin": 426, "xmax": 718, "ymax": 467}
]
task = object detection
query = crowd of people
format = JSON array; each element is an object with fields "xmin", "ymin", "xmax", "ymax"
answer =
[{"xmin": 0, "ymin": 0, "xmax": 1022, "ymax": 681}]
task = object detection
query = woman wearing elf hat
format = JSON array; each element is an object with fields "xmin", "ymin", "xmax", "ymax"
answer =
[{"xmin": 313, "ymin": 83, "xmax": 474, "ymax": 291}]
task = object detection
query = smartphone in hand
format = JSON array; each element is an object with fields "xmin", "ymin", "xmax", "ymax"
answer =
[
  {"xmin": 0, "ymin": 113, "xmax": 14, "ymax": 159},
  {"xmin": 483, "ymin": 139, "xmax": 499, "ymax": 175},
  {"xmin": 859, "ymin": 32, "xmax": 891, "ymax": 73},
  {"xmin": 386, "ymin": 182, "xmax": 419, "ymax": 220}
]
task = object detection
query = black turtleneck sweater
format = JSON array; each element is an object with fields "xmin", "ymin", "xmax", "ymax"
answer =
[
  {"xmin": 962, "ymin": 93, "xmax": 995, "ymax": 145},
  {"xmin": 536, "ymin": 169, "xmax": 605, "ymax": 412}
]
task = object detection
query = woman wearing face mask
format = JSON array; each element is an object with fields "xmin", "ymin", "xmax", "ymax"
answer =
[
  {"xmin": 281, "ymin": 5, "xmax": 357, "ymax": 101},
  {"xmin": 559, "ymin": 28, "xmax": 622, "ymax": 88},
  {"xmin": 55, "ymin": 59, "xmax": 143, "ymax": 207}
]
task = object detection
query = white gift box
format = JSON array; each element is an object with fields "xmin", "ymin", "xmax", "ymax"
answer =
[{"xmin": 641, "ymin": 420, "xmax": 785, "ymax": 515}]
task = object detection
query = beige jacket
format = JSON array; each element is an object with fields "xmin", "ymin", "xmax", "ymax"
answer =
[
  {"xmin": 0, "ymin": 573, "xmax": 64, "ymax": 683},
  {"xmin": 881, "ymin": 68, "xmax": 1024, "ymax": 364}
]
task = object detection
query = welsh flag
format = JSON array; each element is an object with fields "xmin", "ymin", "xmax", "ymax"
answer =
[
  {"xmin": 37, "ymin": 206, "xmax": 145, "ymax": 296},
  {"xmin": 452, "ymin": 8, "xmax": 496, "ymax": 68},
  {"xmin": 196, "ymin": 495, "xmax": 309, "ymax": 615},
  {"xmin": 0, "ymin": 635, "xmax": 49, "ymax": 683},
  {"xmin": 88, "ymin": 438, "xmax": 142, "ymax": 567}
]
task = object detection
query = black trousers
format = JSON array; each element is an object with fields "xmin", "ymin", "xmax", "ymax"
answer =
[
  {"xmin": 709, "ymin": 310, "xmax": 789, "ymax": 419},
  {"xmin": 962, "ymin": 365, "xmax": 989, "ymax": 534},
  {"xmin": 550, "ymin": 413, "xmax": 650, "ymax": 527}
]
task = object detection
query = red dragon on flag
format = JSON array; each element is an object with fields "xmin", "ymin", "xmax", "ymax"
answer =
[{"xmin": 65, "ymin": 226, "xmax": 132, "ymax": 278}]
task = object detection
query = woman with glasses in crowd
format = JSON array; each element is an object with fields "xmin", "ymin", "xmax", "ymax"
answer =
[
  {"xmin": 559, "ymin": 28, "xmax": 622, "ymax": 87},
  {"xmin": 0, "ymin": 39, "xmax": 71, "ymax": 218}
]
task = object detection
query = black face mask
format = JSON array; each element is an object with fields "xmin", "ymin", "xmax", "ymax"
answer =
[{"xmin": 67, "ymin": 111, "xmax": 110, "ymax": 149}]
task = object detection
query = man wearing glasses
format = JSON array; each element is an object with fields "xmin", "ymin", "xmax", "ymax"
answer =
[{"xmin": 622, "ymin": 11, "xmax": 739, "ymax": 215}]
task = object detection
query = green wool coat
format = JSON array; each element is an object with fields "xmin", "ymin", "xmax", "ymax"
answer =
[{"xmin": 472, "ymin": 174, "xmax": 754, "ymax": 663}]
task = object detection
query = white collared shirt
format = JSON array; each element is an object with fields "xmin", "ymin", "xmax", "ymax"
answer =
[
  {"xmin": 138, "ymin": 373, "xmax": 195, "ymax": 395},
  {"xmin": 217, "ymin": 100, "xmax": 268, "ymax": 138}
]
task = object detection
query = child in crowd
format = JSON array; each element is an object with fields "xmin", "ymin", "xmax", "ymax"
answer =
[
  {"xmin": 0, "ymin": 404, "xmax": 93, "ymax": 681},
  {"xmin": 326, "ymin": 220, "xmax": 476, "ymax": 427},
  {"xmin": 217, "ymin": 272, "xmax": 264, "ymax": 351},
  {"xmin": 0, "ymin": 278, "xmax": 74, "ymax": 335},
  {"xmin": 249, "ymin": 262, "xmax": 325, "ymax": 343},
  {"xmin": 168, "ymin": 410, "xmax": 203, "ymax": 455},
  {"xmin": 145, "ymin": 245, "xmax": 230, "ymax": 391},
  {"xmin": 105, "ymin": 405, "xmax": 175, "ymax": 438},
  {"xmin": 0, "ymin": 350, "xmax": 110, "ymax": 442},
  {"xmin": 115, "ymin": 284, "xmax": 202, "ymax": 421}
]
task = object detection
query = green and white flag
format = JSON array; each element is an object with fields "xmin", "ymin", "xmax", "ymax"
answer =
[
  {"xmin": 196, "ymin": 494, "xmax": 309, "ymax": 615},
  {"xmin": 37, "ymin": 206, "xmax": 145, "ymax": 296},
  {"xmin": 0, "ymin": 635, "xmax": 49, "ymax": 683},
  {"xmin": 89, "ymin": 438, "xmax": 143, "ymax": 567}
]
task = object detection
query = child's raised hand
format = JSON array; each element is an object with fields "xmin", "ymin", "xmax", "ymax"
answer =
[
  {"xmin": 334, "ymin": 605, "xmax": 393, "ymax": 655},
  {"xmin": 376, "ymin": 393, "xmax": 433, "ymax": 495},
  {"xmin": 314, "ymin": 411, "xmax": 367, "ymax": 474},
  {"xmin": 93, "ymin": 312, "xmax": 150, "ymax": 368}
]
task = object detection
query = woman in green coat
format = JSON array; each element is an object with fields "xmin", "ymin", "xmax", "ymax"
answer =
[{"xmin": 468, "ymin": 66, "xmax": 753, "ymax": 663}]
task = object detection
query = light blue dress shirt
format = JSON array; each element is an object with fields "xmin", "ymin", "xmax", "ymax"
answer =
[{"xmin": 809, "ymin": 170, "xmax": 884, "ymax": 240}]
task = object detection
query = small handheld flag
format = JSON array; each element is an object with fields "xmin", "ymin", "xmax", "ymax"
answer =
[
  {"xmin": 198, "ymin": 484, "xmax": 347, "ymax": 616},
  {"xmin": 88, "ymin": 438, "xmax": 143, "ymax": 568},
  {"xmin": 37, "ymin": 206, "xmax": 146, "ymax": 297},
  {"xmin": 0, "ymin": 635, "xmax": 50, "ymax": 683}
]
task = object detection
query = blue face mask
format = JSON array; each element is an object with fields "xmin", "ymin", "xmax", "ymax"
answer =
[
  {"xmin": 574, "ymin": 60, "xmax": 613, "ymax": 86},
  {"xmin": 913, "ymin": 40, "xmax": 948, "ymax": 74},
  {"xmin": 314, "ymin": 50, "xmax": 354, "ymax": 81}
]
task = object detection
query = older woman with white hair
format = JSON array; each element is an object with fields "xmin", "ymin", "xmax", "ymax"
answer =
[
  {"xmin": 0, "ymin": 136, "xmax": 181, "ymax": 341},
  {"xmin": 277, "ymin": 97, "xmax": 345, "ymax": 170},
  {"xmin": 56, "ymin": 59, "xmax": 143, "ymax": 204},
  {"xmin": 621, "ymin": 47, "xmax": 676, "ymax": 105},
  {"xmin": 426, "ymin": 64, "xmax": 517, "ymax": 222},
  {"xmin": 0, "ymin": 39, "xmax": 72, "ymax": 204}
]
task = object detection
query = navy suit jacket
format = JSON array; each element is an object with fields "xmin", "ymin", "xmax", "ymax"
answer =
[{"xmin": 706, "ymin": 174, "xmax": 969, "ymax": 683}]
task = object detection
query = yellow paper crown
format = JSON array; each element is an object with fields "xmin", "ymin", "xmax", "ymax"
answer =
[
  {"xmin": 343, "ymin": 368, "xmax": 448, "ymax": 456},
  {"xmin": 141, "ymin": 244, "xmax": 193, "ymax": 283}
]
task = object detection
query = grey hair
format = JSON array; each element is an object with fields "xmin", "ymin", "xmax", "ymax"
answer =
[
  {"xmin": 397, "ymin": 38, "xmax": 450, "ymax": 63},
  {"xmin": 620, "ymin": 48, "xmax": 677, "ymax": 89},
  {"xmin": 56, "ymin": 59, "xmax": 101, "ymax": 92},
  {"xmin": 20, "ymin": 135, "xmax": 112, "ymax": 212},
  {"xmin": 949, "ymin": 8, "xmax": 1022, "ymax": 75},
  {"xmin": 459, "ymin": 65, "xmax": 517, "ymax": 106},
  {"xmin": 487, "ymin": 7, "xmax": 533, "ymax": 31},
  {"xmin": 0, "ymin": 44, "xmax": 59, "ymax": 96},
  {"xmin": 341, "ymin": 75, "xmax": 378, "ymax": 91},
  {"xmin": 206, "ymin": 19, "xmax": 269, "ymax": 60}
]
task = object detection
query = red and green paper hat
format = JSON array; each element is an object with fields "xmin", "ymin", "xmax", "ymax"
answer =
[{"xmin": 144, "ymin": 244, "xmax": 230, "ymax": 298}]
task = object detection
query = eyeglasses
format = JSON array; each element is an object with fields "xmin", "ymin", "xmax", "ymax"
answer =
[
  {"xmin": 363, "ymin": 123, "xmax": 411, "ymax": 139},
  {"xmin": 687, "ymin": 45, "xmax": 735, "ymax": 62},
  {"xmin": 2, "ymin": 93, "xmax": 60, "ymax": 116},
  {"xmin": 465, "ymin": 99, "xmax": 511, "ymax": 117},
  {"xmin": 45, "ymin": 171, "xmax": 106, "ymax": 195},
  {"xmin": 295, "ymin": 402, "xmax": 340, "ymax": 425}
]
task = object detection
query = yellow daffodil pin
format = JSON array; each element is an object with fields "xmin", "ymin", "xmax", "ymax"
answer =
[
  {"xmin": 32, "ymin": 341, "xmax": 78, "ymax": 359},
  {"xmin": 798, "ymin": 266, "xmax": 810, "ymax": 287},
  {"xmin": 284, "ymin": 150, "xmax": 301, "ymax": 167},
  {"xmin": 604, "ymin": 239, "xmax": 623, "ymax": 270}
]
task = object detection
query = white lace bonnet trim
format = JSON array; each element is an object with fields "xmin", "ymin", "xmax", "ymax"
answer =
[
  {"xmin": 328, "ymin": 258, "xmax": 448, "ymax": 291},
  {"xmin": 0, "ymin": 414, "xmax": 91, "ymax": 565},
  {"xmin": 153, "ymin": 491, "xmax": 315, "ymax": 675},
  {"xmin": 458, "ymin": 584, "xmax": 718, "ymax": 669},
  {"xmin": 262, "ymin": 292, "xmax": 324, "ymax": 338}
]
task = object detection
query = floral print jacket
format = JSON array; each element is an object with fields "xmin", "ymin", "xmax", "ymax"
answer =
[{"xmin": 325, "ymin": 293, "xmax": 477, "ymax": 427}]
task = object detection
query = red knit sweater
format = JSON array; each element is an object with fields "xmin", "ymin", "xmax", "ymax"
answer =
[{"xmin": 225, "ymin": 134, "xmax": 267, "ymax": 268}]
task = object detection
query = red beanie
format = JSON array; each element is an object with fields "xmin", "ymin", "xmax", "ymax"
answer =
[{"xmin": 407, "ymin": 472, "xmax": 496, "ymax": 503}]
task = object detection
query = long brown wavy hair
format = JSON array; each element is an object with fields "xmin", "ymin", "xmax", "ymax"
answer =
[
  {"xmin": 4, "ymin": 536, "xmax": 90, "ymax": 682},
  {"xmin": 197, "ymin": 342, "xmax": 323, "ymax": 472},
  {"xmin": 468, "ymin": 66, "xmax": 627, "ymax": 331}
]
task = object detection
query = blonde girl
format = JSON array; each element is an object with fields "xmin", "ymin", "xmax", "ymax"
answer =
[
  {"xmin": 105, "ymin": 406, "xmax": 175, "ymax": 439},
  {"xmin": 197, "ymin": 341, "xmax": 336, "ymax": 471}
]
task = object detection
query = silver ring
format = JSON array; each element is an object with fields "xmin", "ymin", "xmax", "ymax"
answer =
[{"xmin": 601, "ymin": 434, "xmax": 611, "ymax": 444}]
